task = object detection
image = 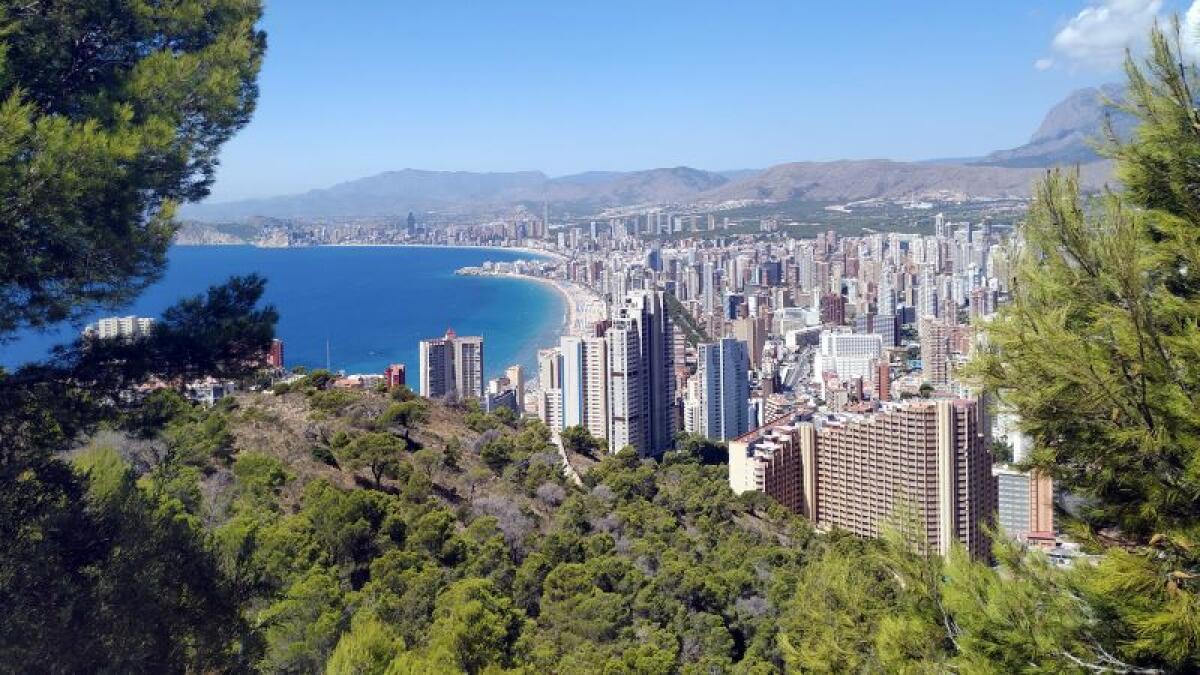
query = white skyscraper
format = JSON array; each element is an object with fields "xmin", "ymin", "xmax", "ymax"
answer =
[
  {"xmin": 535, "ymin": 347, "xmax": 564, "ymax": 431},
  {"xmin": 560, "ymin": 334, "xmax": 610, "ymax": 441},
  {"xmin": 419, "ymin": 329, "xmax": 484, "ymax": 400}
]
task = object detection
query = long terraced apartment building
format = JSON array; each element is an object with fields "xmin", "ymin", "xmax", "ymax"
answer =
[{"xmin": 729, "ymin": 399, "xmax": 996, "ymax": 559}]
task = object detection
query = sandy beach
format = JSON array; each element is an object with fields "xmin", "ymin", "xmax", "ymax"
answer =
[{"xmin": 479, "ymin": 272, "xmax": 605, "ymax": 336}]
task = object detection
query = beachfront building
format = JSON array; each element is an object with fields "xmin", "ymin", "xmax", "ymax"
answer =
[
  {"xmin": 606, "ymin": 290, "xmax": 675, "ymax": 457},
  {"xmin": 83, "ymin": 315, "xmax": 155, "ymax": 341},
  {"xmin": 560, "ymin": 334, "xmax": 610, "ymax": 441},
  {"xmin": 729, "ymin": 399, "xmax": 996, "ymax": 559},
  {"xmin": 418, "ymin": 328, "xmax": 484, "ymax": 400},
  {"xmin": 383, "ymin": 363, "xmax": 406, "ymax": 388}
]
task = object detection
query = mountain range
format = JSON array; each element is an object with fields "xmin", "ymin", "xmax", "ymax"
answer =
[{"xmin": 182, "ymin": 85, "xmax": 1131, "ymax": 223}]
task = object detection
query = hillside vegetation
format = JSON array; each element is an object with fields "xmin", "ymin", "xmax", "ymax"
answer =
[{"xmin": 62, "ymin": 379, "xmax": 831, "ymax": 672}]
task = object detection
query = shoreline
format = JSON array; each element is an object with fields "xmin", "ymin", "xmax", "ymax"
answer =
[
  {"xmin": 324, "ymin": 242, "xmax": 567, "ymax": 261},
  {"xmin": 466, "ymin": 271, "xmax": 606, "ymax": 338}
]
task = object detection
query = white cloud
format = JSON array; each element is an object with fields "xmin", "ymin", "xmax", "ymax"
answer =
[
  {"xmin": 1048, "ymin": 0, "xmax": 1162, "ymax": 70},
  {"xmin": 1182, "ymin": 0, "xmax": 1200, "ymax": 61},
  {"xmin": 1034, "ymin": 57, "xmax": 1055, "ymax": 71}
]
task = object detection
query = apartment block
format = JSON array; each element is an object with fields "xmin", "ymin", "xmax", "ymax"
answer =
[
  {"xmin": 729, "ymin": 399, "xmax": 996, "ymax": 559},
  {"xmin": 606, "ymin": 290, "xmax": 675, "ymax": 456},
  {"xmin": 419, "ymin": 328, "xmax": 484, "ymax": 399}
]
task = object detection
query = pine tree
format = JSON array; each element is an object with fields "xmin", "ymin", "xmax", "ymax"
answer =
[{"xmin": 970, "ymin": 19, "xmax": 1200, "ymax": 670}]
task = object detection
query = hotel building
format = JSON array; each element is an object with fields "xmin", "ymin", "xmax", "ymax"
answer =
[
  {"xmin": 729, "ymin": 399, "xmax": 996, "ymax": 559},
  {"xmin": 418, "ymin": 329, "xmax": 484, "ymax": 399}
]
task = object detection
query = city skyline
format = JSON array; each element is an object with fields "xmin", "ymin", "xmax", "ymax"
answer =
[{"xmin": 200, "ymin": 1, "xmax": 1200, "ymax": 203}]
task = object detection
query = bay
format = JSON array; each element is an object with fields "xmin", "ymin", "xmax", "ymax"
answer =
[{"xmin": 2, "ymin": 245, "xmax": 565, "ymax": 380}]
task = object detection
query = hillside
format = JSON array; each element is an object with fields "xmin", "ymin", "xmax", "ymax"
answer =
[
  {"xmin": 67, "ymin": 380, "xmax": 821, "ymax": 672},
  {"xmin": 23, "ymin": 358, "xmax": 1196, "ymax": 672},
  {"xmin": 695, "ymin": 158, "xmax": 1113, "ymax": 204},
  {"xmin": 181, "ymin": 167, "xmax": 731, "ymax": 222}
]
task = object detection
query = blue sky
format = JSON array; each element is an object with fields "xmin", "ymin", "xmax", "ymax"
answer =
[{"xmin": 204, "ymin": 0, "xmax": 1197, "ymax": 202}]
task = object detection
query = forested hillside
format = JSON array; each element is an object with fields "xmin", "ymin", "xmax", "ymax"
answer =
[{"xmin": 46, "ymin": 378, "xmax": 830, "ymax": 672}]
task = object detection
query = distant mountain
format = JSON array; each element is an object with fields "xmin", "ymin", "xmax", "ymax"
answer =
[
  {"xmin": 181, "ymin": 85, "xmax": 1131, "ymax": 223},
  {"xmin": 182, "ymin": 169, "xmax": 549, "ymax": 221},
  {"xmin": 975, "ymin": 84, "xmax": 1135, "ymax": 168},
  {"xmin": 183, "ymin": 166, "xmax": 731, "ymax": 222},
  {"xmin": 534, "ymin": 166, "xmax": 728, "ymax": 207},
  {"xmin": 694, "ymin": 159, "xmax": 1112, "ymax": 204}
]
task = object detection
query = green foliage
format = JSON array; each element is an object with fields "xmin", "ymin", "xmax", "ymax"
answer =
[
  {"xmin": 339, "ymin": 432, "xmax": 408, "ymax": 488},
  {"xmin": 124, "ymin": 388, "xmax": 192, "ymax": 437},
  {"xmin": 421, "ymin": 578, "xmax": 530, "ymax": 673},
  {"xmin": 0, "ymin": 0, "xmax": 265, "ymax": 338},
  {"xmin": 443, "ymin": 437, "xmax": 463, "ymax": 470},
  {"xmin": 380, "ymin": 400, "xmax": 430, "ymax": 439},
  {"xmin": 311, "ymin": 444, "xmax": 339, "ymax": 467},
  {"xmin": 964, "ymin": 21, "xmax": 1200, "ymax": 670},
  {"xmin": 0, "ymin": 454, "xmax": 248, "ymax": 672},
  {"xmin": 165, "ymin": 407, "xmax": 235, "ymax": 468},
  {"xmin": 663, "ymin": 291, "xmax": 711, "ymax": 346},
  {"xmin": 477, "ymin": 432, "xmax": 515, "ymax": 473},
  {"xmin": 390, "ymin": 384, "xmax": 417, "ymax": 402},
  {"xmin": 326, "ymin": 613, "xmax": 405, "ymax": 675},
  {"xmin": 561, "ymin": 425, "xmax": 602, "ymax": 458},
  {"xmin": 464, "ymin": 409, "xmax": 500, "ymax": 433},
  {"xmin": 309, "ymin": 388, "xmax": 357, "ymax": 415},
  {"xmin": 258, "ymin": 567, "xmax": 347, "ymax": 673},
  {"xmin": 233, "ymin": 452, "xmax": 291, "ymax": 505},
  {"xmin": 300, "ymin": 369, "xmax": 337, "ymax": 391},
  {"xmin": 670, "ymin": 432, "xmax": 728, "ymax": 465}
]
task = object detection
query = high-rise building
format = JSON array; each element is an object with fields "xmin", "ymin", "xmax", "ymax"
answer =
[
  {"xmin": 418, "ymin": 329, "xmax": 484, "ymax": 399},
  {"xmin": 729, "ymin": 399, "xmax": 996, "ymax": 559},
  {"xmin": 606, "ymin": 290, "xmax": 675, "ymax": 457},
  {"xmin": 820, "ymin": 293, "xmax": 846, "ymax": 325},
  {"xmin": 812, "ymin": 329, "xmax": 883, "ymax": 385},
  {"xmin": 876, "ymin": 359, "xmax": 891, "ymax": 401},
  {"xmin": 920, "ymin": 317, "xmax": 952, "ymax": 386},
  {"xmin": 695, "ymin": 338, "xmax": 751, "ymax": 441},
  {"xmin": 505, "ymin": 364, "xmax": 524, "ymax": 412},
  {"xmin": 732, "ymin": 316, "xmax": 767, "ymax": 370},
  {"xmin": 995, "ymin": 467, "xmax": 1055, "ymax": 542},
  {"xmin": 560, "ymin": 335, "xmax": 610, "ymax": 440}
]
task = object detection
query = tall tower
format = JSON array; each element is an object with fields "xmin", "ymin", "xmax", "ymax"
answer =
[
  {"xmin": 920, "ymin": 317, "xmax": 952, "ymax": 386},
  {"xmin": 696, "ymin": 337, "xmax": 751, "ymax": 440},
  {"xmin": 419, "ymin": 329, "xmax": 484, "ymax": 400},
  {"xmin": 606, "ymin": 290, "xmax": 675, "ymax": 456}
]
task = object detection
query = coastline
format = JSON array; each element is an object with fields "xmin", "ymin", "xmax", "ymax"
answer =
[{"xmin": 470, "ymin": 271, "xmax": 605, "ymax": 338}]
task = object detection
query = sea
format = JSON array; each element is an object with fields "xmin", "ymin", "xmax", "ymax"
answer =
[{"xmin": 1, "ymin": 245, "xmax": 566, "ymax": 379}]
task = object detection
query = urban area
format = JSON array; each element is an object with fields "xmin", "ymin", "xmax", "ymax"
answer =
[{"xmin": 103, "ymin": 207, "xmax": 1075, "ymax": 567}]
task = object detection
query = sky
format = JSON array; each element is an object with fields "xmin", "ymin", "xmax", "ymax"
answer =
[{"xmin": 203, "ymin": 0, "xmax": 1200, "ymax": 202}]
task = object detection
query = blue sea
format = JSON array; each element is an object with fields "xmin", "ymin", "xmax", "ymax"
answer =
[{"xmin": 1, "ymin": 245, "xmax": 565, "ymax": 379}]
